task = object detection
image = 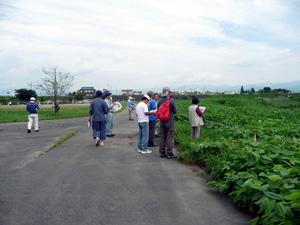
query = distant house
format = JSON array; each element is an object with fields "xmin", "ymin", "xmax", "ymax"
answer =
[
  {"xmin": 224, "ymin": 91, "xmax": 236, "ymax": 95},
  {"xmin": 77, "ymin": 87, "xmax": 96, "ymax": 97},
  {"xmin": 122, "ymin": 89, "xmax": 133, "ymax": 95},
  {"xmin": 133, "ymin": 91, "xmax": 142, "ymax": 95}
]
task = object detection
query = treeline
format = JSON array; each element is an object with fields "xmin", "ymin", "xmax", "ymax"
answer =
[{"xmin": 240, "ymin": 86, "xmax": 291, "ymax": 94}]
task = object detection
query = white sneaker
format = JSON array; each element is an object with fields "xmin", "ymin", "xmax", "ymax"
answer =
[
  {"xmin": 100, "ymin": 141, "xmax": 104, "ymax": 147},
  {"xmin": 141, "ymin": 149, "xmax": 152, "ymax": 154},
  {"xmin": 138, "ymin": 149, "xmax": 142, "ymax": 153},
  {"xmin": 95, "ymin": 138, "xmax": 100, "ymax": 146}
]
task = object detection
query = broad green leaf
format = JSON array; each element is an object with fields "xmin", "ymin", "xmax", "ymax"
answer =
[
  {"xmin": 272, "ymin": 165, "xmax": 283, "ymax": 172},
  {"xmin": 250, "ymin": 216, "xmax": 259, "ymax": 225},
  {"xmin": 268, "ymin": 175, "xmax": 282, "ymax": 181},
  {"xmin": 291, "ymin": 203, "xmax": 300, "ymax": 209},
  {"xmin": 250, "ymin": 183, "xmax": 262, "ymax": 190},
  {"xmin": 274, "ymin": 202, "xmax": 287, "ymax": 218},
  {"xmin": 264, "ymin": 192, "xmax": 283, "ymax": 200},
  {"xmin": 284, "ymin": 192, "xmax": 300, "ymax": 201},
  {"xmin": 280, "ymin": 168, "xmax": 291, "ymax": 177}
]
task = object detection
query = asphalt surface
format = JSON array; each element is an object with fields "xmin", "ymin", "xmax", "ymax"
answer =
[{"xmin": 0, "ymin": 109, "xmax": 254, "ymax": 225}]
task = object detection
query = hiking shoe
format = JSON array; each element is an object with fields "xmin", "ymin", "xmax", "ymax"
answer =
[
  {"xmin": 100, "ymin": 141, "xmax": 104, "ymax": 147},
  {"xmin": 166, "ymin": 153, "xmax": 177, "ymax": 159},
  {"xmin": 95, "ymin": 138, "xmax": 100, "ymax": 146},
  {"xmin": 27, "ymin": 129, "xmax": 31, "ymax": 133},
  {"xmin": 160, "ymin": 153, "xmax": 166, "ymax": 158},
  {"xmin": 141, "ymin": 150, "xmax": 152, "ymax": 154}
]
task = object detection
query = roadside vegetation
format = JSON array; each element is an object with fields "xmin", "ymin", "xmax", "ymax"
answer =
[
  {"xmin": 174, "ymin": 93, "xmax": 300, "ymax": 225},
  {"xmin": 0, "ymin": 102, "xmax": 128, "ymax": 123}
]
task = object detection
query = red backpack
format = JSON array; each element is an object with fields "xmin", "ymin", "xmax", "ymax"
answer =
[{"xmin": 156, "ymin": 98, "xmax": 172, "ymax": 121}]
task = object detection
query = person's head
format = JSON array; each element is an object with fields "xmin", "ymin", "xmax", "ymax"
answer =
[
  {"xmin": 163, "ymin": 90, "xmax": 172, "ymax": 97},
  {"xmin": 96, "ymin": 90, "xmax": 102, "ymax": 97},
  {"xmin": 147, "ymin": 91, "xmax": 154, "ymax": 99},
  {"xmin": 128, "ymin": 96, "xmax": 133, "ymax": 101},
  {"xmin": 192, "ymin": 97, "xmax": 200, "ymax": 105},
  {"xmin": 105, "ymin": 91, "xmax": 112, "ymax": 98},
  {"xmin": 30, "ymin": 97, "xmax": 35, "ymax": 102},
  {"xmin": 142, "ymin": 94, "xmax": 150, "ymax": 103},
  {"xmin": 154, "ymin": 93, "xmax": 159, "ymax": 101}
]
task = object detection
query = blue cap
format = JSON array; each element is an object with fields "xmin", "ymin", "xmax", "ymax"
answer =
[
  {"xmin": 96, "ymin": 90, "xmax": 102, "ymax": 97},
  {"xmin": 105, "ymin": 92, "xmax": 112, "ymax": 96}
]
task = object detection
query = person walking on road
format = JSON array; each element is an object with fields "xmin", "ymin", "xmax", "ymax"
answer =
[
  {"xmin": 105, "ymin": 91, "xmax": 116, "ymax": 137},
  {"xmin": 127, "ymin": 96, "xmax": 135, "ymax": 121},
  {"xmin": 89, "ymin": 90, "xmax": 109, "ymax": 147},
  {"xmin": 157, "ymin": 91, "xmax": 177, "ymax": 159},
  {"xmin": 147, "ymin": 91, "xmax": 157, "ymax": 147},
  {"xmin": 136, "ymin": 95, "xmax": 156, "ymax": 154},
  {"xmin": 188, "ymin": 97, "xmax": 204, "ymax": 140},
  {"xmin": 26, "ymin": 97, "xmax": 40, "ymax": 133}
]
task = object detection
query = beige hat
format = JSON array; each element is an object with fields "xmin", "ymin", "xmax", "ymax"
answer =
[
  {"xmin": 30, "ymin": 97, "xmax": 36, "ymax": 101},
  {"xmin": 163, "ymin": 90, "xmax": 172, "ymax": 96},
  {"xmin": 147, "ymin": 91, "xmax": 154, "ymax": 96}
]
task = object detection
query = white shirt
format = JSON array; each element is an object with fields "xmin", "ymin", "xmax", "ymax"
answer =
[{"xmin": 136, "ymin": 102, "xmax": 149, "ymax": 123}]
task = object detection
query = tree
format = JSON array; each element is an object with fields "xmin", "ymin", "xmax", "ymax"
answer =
[
  {"xmin": 240, "ymin": 86, "xmax": 244, "ymax": 94},
  {"xmin": 250, "ymin": 88, "xmax": 255, "ymax": 94},
  {"xmin": 15, "ymin": 88, "xmax": 37, "ymax": 102},
  {"xmin": 36, "ymin": 67, "xmax": 74, "ymax": 113},
  {"xmin": 263, "ymin": 87, "xmax": 272, "ymax": 93},
  {"xmin": 75, "ymin": 92, "xmax": 84, "ymax": 101}
]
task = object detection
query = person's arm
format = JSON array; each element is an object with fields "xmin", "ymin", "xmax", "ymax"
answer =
[
  {"xmin": 108, "ymin": 103, "xmax": 116, "ymax": 110},
  {"xmin": 196, "ymin": 107, "xmax": 203, "ymax": 116},
  {"xmin": 106, "ymin": 113, "xmax": 110, "ymax": 122},
  {"xmin": 88, "ymin": 103, "xmax": 93, "ymax": 121}
]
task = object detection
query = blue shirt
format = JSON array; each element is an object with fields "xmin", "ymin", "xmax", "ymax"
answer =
[
  {"xmin": 105, "ymin": 98, "xmax": 113, "ymax": 113},
  {"xmin": 89, "ymin": 98, "xmax": 109, "ymax": 122},
  {"xmin": 148, "ymin": 99, "xmax": 156, "ymax": 121},
  {"xmin": 127, "ymin": 100, "xmax": 134, "ymax": 109},
  {"xmin": 26, "ymin": 102, "xmax": 39, "ymax": 114}
]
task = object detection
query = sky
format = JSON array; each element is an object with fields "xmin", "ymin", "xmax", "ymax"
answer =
[{"xmin": 0, "ymin": 0, "xmax": 300, "ymax": 95}]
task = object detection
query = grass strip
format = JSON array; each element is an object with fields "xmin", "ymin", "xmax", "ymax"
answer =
[{"xmin": 48, "ymin": 131, "xmax": 78, "ymax": 151}]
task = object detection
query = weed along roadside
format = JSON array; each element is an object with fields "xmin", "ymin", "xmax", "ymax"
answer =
[
  {"xmin": 174, "ymin": 94, "xmax": 300, "ymax": 225},
  {"xmin": 34, "ymin": 131, "xmax": 78, "ymax": 159}
]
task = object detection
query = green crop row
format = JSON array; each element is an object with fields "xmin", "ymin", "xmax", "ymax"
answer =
[{"xmin": 174, "ymin": 95, "xmax": 300, "ymax": 225}]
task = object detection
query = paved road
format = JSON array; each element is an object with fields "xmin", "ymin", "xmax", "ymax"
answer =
[{"xmin": 0, "ymin": 109, "xmax": 254, "ymax": 225}]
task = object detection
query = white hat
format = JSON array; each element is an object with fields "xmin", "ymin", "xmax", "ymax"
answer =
[
  {"xmin": 30, "ymin": 97, "xmax": 36, "ymax": 101},
  {"xmin": 144, "ymin": 94, "xmax": 150, "ymax": 100}
]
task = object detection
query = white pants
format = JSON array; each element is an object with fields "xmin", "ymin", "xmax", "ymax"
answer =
[{"xmin": 28, "ymin": 114, "xmax": 39, "ymax": 131}]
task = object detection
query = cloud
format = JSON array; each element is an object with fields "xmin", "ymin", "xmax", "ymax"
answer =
[{"xmin": 0, "ymin": 0, "xmax": 299, "ymax": 94}]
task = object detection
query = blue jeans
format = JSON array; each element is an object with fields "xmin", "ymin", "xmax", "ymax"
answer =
[
  {"xmin": 92, "ymin": 121, "xmax": 107, "ymax": 140},
  {"xmin": 106, "ymin": 112, "xmax": 113, "ymax": 135},
  {"xmin": 138, "ymin": 122, "xmax": 149, "ymax": 151}
]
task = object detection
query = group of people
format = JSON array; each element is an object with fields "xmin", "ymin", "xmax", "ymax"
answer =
[
  {"xmin": 26, "ymin": 90, "xmax": 205, "ymax": 158},
  {"xmin": 133, "ymin": 91, "xmax": 205, "ymax": 158},
  {"xmin": 134, "ymin": 91, "xmax": 179, "ymax": 158}
]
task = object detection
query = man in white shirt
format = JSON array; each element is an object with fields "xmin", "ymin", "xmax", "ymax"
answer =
[{"xmin": 135, "ymin": 95, "xmax": 156, "ymax": 154}]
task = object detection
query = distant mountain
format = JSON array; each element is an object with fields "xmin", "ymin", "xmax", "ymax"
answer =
[{"xmin": 140, "ymin": 80, "xmax": 300, "ymax": 94}]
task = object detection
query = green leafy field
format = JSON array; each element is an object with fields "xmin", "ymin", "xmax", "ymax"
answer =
[{"xmin": 174, "ymin": 94, "xmax": 300, "ymax": 225}]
